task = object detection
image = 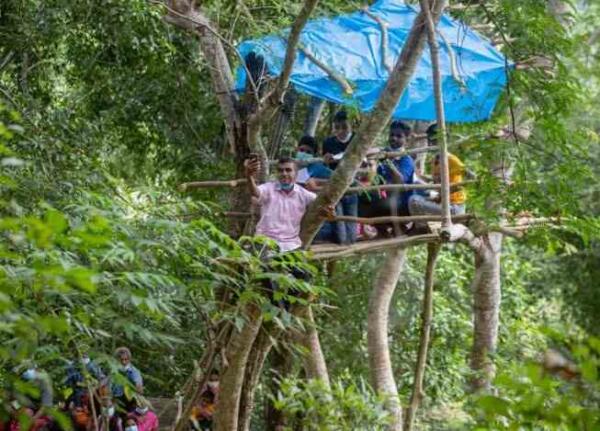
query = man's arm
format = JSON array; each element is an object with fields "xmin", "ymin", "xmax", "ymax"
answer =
[{"xmin": 244, "ymin": 158, "xmax": 261, "ymax": 199}]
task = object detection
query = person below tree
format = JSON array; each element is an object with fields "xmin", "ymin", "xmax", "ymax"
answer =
[
  {"xmin": 111, "ymin": 347, "xmax": 143, "ymax": 415},
  {"xmin": 321, "ymin": 110, "xmax": 358, "ymax": 244},
  {"xmin": 99, "ymin": 397, "xmax": 124, "ymax": 431},
  {"xmin": 190, "ymin": 370, "xmax": 220, "ymax": 431},
  {"xmin": 408, "ymin": 123, "xmax": 467, "ymax": 225}
]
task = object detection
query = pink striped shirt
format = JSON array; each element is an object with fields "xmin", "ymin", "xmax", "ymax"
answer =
[{"xmin": 255, "ymin": 182, "xmax": 316, "ymax": 252}]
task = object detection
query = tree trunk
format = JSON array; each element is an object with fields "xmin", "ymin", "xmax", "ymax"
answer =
[
  {"xmin": 292, "ymin": 305, "xmax": 330, "ymax": 387},
  {"xmin": 264, "ymin": 344, "xmax": 295, "ymax": 430},
  {"xmin": 300, "ymin": 1, "xmax": 447, "ymax": 246},
  {"xmin": 404, "ymin": 243, "xmax": 441, "ymax": 431},
  {"xmin": 303, "ymin": 97, "xmax": 326, "ymax": 137},
  {"xmin": 368, "ymin": 247, "xmax": 407, "ymax": 431},
  {"xmin": 469, "ymin": 232, "xmax": 502, "ymax": 391},
  {"xmin": 238, "ymin": 328, "xmax": 279, "ymax": 431},
  {"xmin": 214, "ymin": 304, "xmax": 263, "ymax": 431}
]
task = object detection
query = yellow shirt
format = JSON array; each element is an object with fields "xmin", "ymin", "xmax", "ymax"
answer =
[{"xmin": 432, "ymin": 153, "xmax": 466, "ymax": 204}]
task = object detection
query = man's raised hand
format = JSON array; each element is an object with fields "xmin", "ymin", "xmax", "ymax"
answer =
[{"xmin": 244, "ymin": 157, "xmax": 261, "ymax": 178}]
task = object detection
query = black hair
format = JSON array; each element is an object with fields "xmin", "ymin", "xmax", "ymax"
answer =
[
  {"xmin": 298, "ymin": 135, "xmax": 317, "ymax": 153},
  {"xmin": 278, "ymin": 156, "xmax": 297, "ymax": 166},
  {"xmin": 390, "ymin": 120, "xmax": 411, "ymax": 135},
  {"xmin": 333, "ymin": 110, "xmax": 349, "ymax": 123},
  {"xmin": 426, "ymin": 123, "xmax": 438, "ymax": 139}
]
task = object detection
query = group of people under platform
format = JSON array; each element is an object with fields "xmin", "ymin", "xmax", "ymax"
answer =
[
  {"xmin": 2, "ymin": 348, "xmax": 220, "ymax": 431},
  {"xmin": 245, "ymin": 110, "xmax": 467, "ymax": 253}
]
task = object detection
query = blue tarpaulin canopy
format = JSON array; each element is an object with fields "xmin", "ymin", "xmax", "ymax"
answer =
[{"xmin": 235, "ymin": 0, "xmax": 511, "ymax": 123}]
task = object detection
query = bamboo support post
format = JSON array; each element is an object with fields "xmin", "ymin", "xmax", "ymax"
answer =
[
  {"xmin": 298, "ymin": 44, "xmax": 354, "ymax": 94},
  {"xmin": 404, "ymin": 243, "xmax": 441, "ymax": 431},
  {"xmin": 421, "ymin": 0, "xmax": 452, "ymax": 235}
]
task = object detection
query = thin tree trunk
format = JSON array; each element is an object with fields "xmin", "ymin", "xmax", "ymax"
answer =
[
  {"xmin": 292, "ymin": 305, "xmax": 330, "ymax": 387},
  {"xmin": 300, "ymin": 1, "xmax": 447, "ymax": 246},
  {"xmin": 214, "ymin": 304, "xmax": 263, "ymax": 431},
  {"xmin": 264, "ymin": 344, "xmax": 295, "ymax": 430},
  {"xmin": 470, "ymin": 233, "xmax": 502, "ymax": 391},
  {"xmin": 238, "ymin": 328, "xmax": 280, "ymax": 431},
  {"xmin": 368, "ymin": 247, "xmax": 408, "ymax": 431},
  {"xmin": 303, "ymin": 97, "xmax": 326, "ymax": 137},
  {"xmin": 404, "ymin": 243, "xmax": 441, "ymax": 431}
]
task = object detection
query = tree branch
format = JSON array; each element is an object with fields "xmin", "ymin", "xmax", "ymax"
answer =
[{"xmin": 275, "ymin": 0, "xmax": 320, "ymax": 101}]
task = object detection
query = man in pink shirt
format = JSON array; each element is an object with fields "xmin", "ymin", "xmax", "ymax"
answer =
[{"xmin": 245, "ymin": 156, "xmax": 332, "ymax": 252}]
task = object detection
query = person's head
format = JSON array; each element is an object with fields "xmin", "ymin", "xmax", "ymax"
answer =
[
  {"xmin": 124, "ymin": 417, "xmax": 138, "ymax": 431},
  {"xmin": 207, "ymin": 370, "xmax": 220, "ymax": 392},
  {"xmin": 115, "ymin": 347, "xmax": 132, "ymax": 367},
  {"xmin": 21, "ymin": 364, "xmax": 38, "ymax": 381},
  {"xmin": 277, "ymin": 157, "xmax": 297, "ymax": 190},
  {"xmin": 296, "ymin": 136, "xmax": 316, "ymax": 159},
  {"xmin": 426, "ymin": 123, "xmax": 438, "ymax": 146},
  {"xmin": 389, "ymin": 121, "xmax": 411, "ymax": 149},
  {"xmin": 101, "ymin": 398, "xmax": 115, "ymax": 417},
  {"xmin": 333, "ymin": 110, "xmax": 352, "ymax": 142}
]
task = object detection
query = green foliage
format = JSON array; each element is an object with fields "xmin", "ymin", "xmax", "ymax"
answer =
[
  {"xmin": 272, "ymin": 377, "xmax": 391, "ymax": 430},
  {"xmin": 472, "ymin": 334, "xmax": 600, "ymax": 430}
]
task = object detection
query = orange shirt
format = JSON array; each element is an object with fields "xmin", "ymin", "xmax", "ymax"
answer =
[{"xmin": 432, "ymin": 153, "xmax": 466, "ymax": 205}]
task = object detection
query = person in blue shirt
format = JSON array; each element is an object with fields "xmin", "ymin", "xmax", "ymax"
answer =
[
  {"xmin": 111, "ymin": 347, "xmax": 143, "ymax": 415},
  {"xmin": 65, "ymin": 353, "xmax": 106, "ymax": 408},
  {"xmin": 358, "ymin": 121, "xmax": 415, "ymax": 236}
]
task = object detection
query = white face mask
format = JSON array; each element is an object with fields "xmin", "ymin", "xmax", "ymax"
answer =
[
  {"xmin": 207, "ymin": 382, "xmax": 219, "ymax": 391},
  {"xmin": 103, "ymin": 406, "xmax": 115, "ymax": 417},
  {"xmin": 135, "ymin": 407, "xmax": 148, "ymax": 415},
  {"xmin": 22, "ymin": 368, "xmax": 37, "ymax": 381},
  {"xmin": 120, "ymin": 364, "xmax": 131, "ymax": 372},
  {"xmin": 82, "ymin": 357, "xmax": 91, "ymax": 365},
  {"xmin": 125, "ymin": 426, "xmax": 138, "ymax": 431}
]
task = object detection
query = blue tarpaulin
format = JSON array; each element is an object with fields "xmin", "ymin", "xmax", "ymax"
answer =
[{"xmin": 235, "ymin": 0, "xmax": 511, "ymax": 123}]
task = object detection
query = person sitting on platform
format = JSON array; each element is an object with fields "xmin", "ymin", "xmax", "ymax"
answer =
[
  {"xmin": 408, "ymin": 123, "xmax": 466, "ymax": 220},
  {"xmin": 357, "ymin": 121, "xmax": 415, "ymax": 236},
  {"xmin": 322, "ymin": 110, "xmax": 358, "ymax": 244},
  {"xmin": 294, "ymin": 136, "xmax": 338, "ymax": 244},
  {"xmin": 245, "ymin": 155, "xmax": 335, "ymax": 252}
]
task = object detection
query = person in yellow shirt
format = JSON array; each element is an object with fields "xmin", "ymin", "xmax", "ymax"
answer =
[{"xmin": 408, "ymin": 124, "xmax": 466, "ymax": 219}]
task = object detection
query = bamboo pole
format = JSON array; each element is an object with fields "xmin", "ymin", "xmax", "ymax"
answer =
[
  {"xmin": 309, "ymin": 234, "xmax": 439, "ymax": 260},
  {"xmin": 421, "ymin": 0, "xmax": 452, "ymax": 234},
  {"xmin": 333, "ymin": 214, "xmax": 471, "ymax": 225},
  {"xmin": 298, "ymin": 44, "xmax": 353, "ymax": 94},
  {"xmin": 178, "ymin": 176, "xmax": 473, "ymax": 192},
  {"xmin": 362, "ymin": 7, "xmax": 393, "ymax": 74},
  {"xmin": 404, "ymin": 243, "xmax": 441, "ymax": 431},
  {"xmin": 179, "ymin": 179, "xmax": 247, "ymax": 191}
]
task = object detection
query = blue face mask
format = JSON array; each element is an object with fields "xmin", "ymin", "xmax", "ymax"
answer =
[
  {"xmin": 22, "ymin": 369, "xmax": 37, "ymax": 381},
  {"xmin": 279, "ymin": 182, "xmax": 294, "ymax": 191},
  {"xmin": 295, "ymin": 151, "xmax": 313, "ymax": 161}
]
